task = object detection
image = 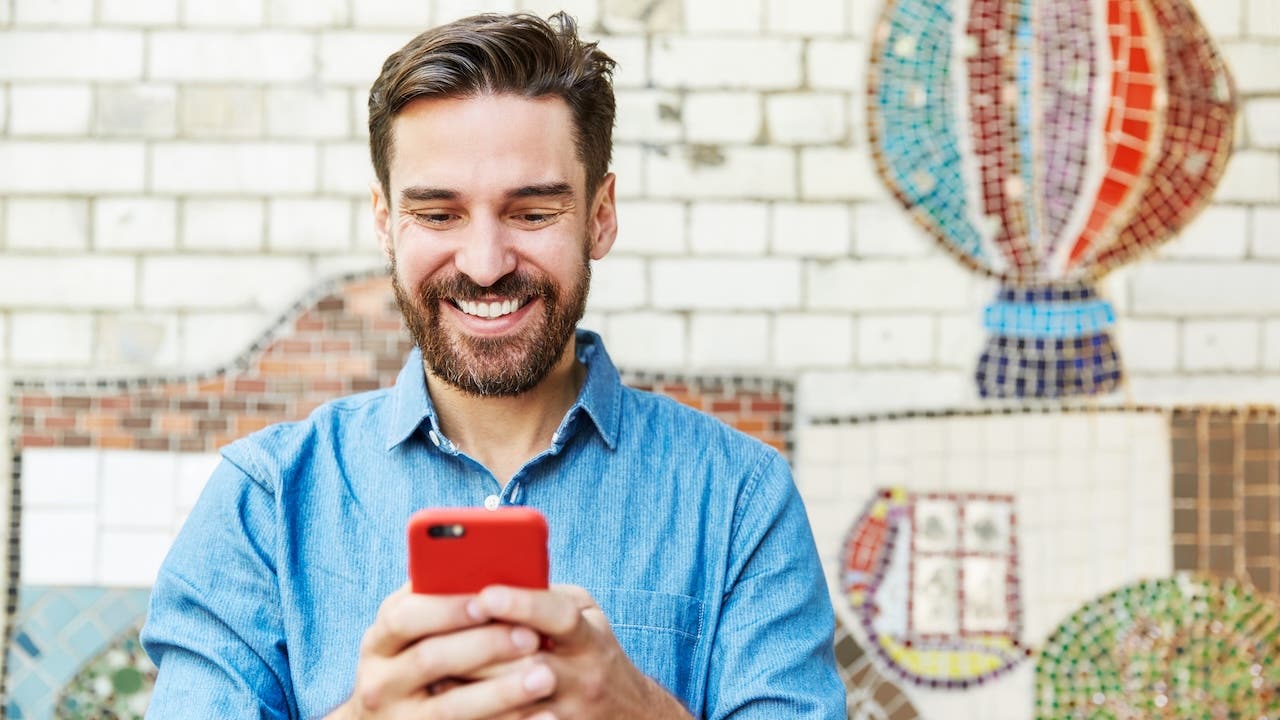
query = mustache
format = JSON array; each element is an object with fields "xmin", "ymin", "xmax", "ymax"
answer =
[{"xmin": 417, "ymin": 271, "xmax": 555, "ymax": 304}]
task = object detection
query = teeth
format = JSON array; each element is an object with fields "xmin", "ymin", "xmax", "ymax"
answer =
[{"xmin": 457, "ymin": 297, "xmax": 523, "ymax": 319}]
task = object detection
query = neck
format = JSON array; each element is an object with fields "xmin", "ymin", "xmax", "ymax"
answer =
[{"xmin": 425, "ymin": 338, "xmax": 586, "ymax": 487}]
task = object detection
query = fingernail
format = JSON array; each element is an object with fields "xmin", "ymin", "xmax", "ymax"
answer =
[
  {"xmin": 511, "ymin": 626, "xmax": 538, "ymax": 652},
  {"xmin": 523, "ymin": 664, "xmax": 554, "ymax": 695},
  {"xmin": 481, "ymin": 586, "xmax": 511, "ymax": 613},
  {"xmin": 465, "ymin": 599, "xmax": 485, "ymax": 621}
]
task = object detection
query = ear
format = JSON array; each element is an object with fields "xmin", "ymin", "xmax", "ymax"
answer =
[
  {"xmin": 370, "ymin": 181, "xmax": 394, "ymax": 261},
  {"xmin": 587, "ymin": 173, "xmax": 618, "ymax": 261}
]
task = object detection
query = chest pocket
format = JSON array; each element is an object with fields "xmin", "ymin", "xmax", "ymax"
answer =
[{"xmin": 586, "ymin": 587, "xmax": 704, "ymax": 704}]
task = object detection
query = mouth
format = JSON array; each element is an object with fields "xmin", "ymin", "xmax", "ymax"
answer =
[{"xmin": 449, "ymin": 296, "xmax": 531, "ymax": 320}]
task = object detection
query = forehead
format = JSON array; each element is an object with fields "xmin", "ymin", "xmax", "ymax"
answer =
[{"xmin": 388, "ymin": 93, "xmax": 585, "ymax": 197}]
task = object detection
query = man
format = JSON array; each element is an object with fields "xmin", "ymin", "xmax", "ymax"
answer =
[{"xmin": 141, "ymin": 12, "xmax": 843, "ymax": 719}]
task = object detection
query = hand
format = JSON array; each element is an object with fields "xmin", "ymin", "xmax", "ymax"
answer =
[
  {"xmin": 329, "ymin": 582, "xmax": 555, "ymax": 719},
  {"xmin": 468, "ymin": 585, "xmax": 694, "ymax": 720}
]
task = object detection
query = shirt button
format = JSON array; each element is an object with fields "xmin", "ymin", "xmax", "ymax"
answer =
[
  {"xmin": 484, "ymin": 494, "xmax": 500, "ymax": 511},
  {"xmin": 427, "ymin": 429, "xmax": 441, "ymax": 447}
]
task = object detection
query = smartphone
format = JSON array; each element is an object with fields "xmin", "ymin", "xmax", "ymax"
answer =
[{"xmin": 407, "ymin": 507, "xmax": 550, "ymax": 594}]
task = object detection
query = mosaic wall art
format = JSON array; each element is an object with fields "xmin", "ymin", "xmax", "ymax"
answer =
[
  {"xmin": 3, "ymin": 271, "xmax": 796, "ymax": 718},
  {"xmin": 840, "ymin": 488, "xmax": 1028, "ymax": 688},
  {"xmin": 1035, "ymin": 575, "xmax": 1280, "ymax": 719},
  {"xmin": 867, "ymin": 0, "xmax": 1237, "ymax": 398}
]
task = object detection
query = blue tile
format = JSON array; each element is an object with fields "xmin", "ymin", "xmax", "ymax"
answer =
[
  {"xmin": 98, "ymin": 592, "xmax": 147, "ymax": 630},
  {"xmin": 17, "ymin": 586, "xmax": 49, "ymax": 613},
  {"xmin": 63, "ymin": 619, "xmax": 109, "ymax": 660},
  {"xmin": 9, "ymin": 669, "xmax": 53, "ymax": 719},
  {"xmin": 30, "ymin": 593, "xmax": 79, "ymax": 638},
  {"xmin": 14, "ymin": 631, "xmax": 41, "ymax": 659}
]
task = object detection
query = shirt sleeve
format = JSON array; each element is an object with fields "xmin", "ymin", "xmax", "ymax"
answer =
[
  {"xmin": 704, "ymin": 450, "xmax": 846, "ymax": 720},
  {"xmin": 141, "ymin": 456, "xmax": 297, "ymax": 719}
]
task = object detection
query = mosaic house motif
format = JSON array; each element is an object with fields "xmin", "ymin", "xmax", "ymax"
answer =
[
  {"xmin": 840, "ymin": 488, "xmax": 1028, "ymax": 688},
  {"xmin": 867, "ymin": 0, "xmax": 1237, "ymax": 398}
]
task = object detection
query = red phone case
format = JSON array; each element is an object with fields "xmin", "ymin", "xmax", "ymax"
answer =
[{"xmin": 407, "ymin": 507, "xmax": 549, "ymax": 594}]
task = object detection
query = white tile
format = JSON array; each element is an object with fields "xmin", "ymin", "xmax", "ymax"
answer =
[
  {"xmin": 100, "ymin": 450, "xmax": 177, "ymax": 529},
  {"xmin": 98, "ymin": 529, "xmax": 173, "ymax": 587},
  {"xmin": 22, "ymin": 508, "xmax": 97, "ymax": 585},
  {"xmin": 176, "ymin": 453, "xmax": 221, "ymax": 511},
  {"xmin": 21, "ymin": 448, "xmax": 100, "ymax": 507}
]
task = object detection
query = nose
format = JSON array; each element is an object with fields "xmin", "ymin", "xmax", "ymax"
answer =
[{"xmin": 453, "ymin": 220, "xmax": 517, "ymax": 288}]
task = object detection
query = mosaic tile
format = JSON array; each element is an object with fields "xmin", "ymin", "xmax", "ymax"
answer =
[{"xmin": 867, "ymin": 0, "xmax": 1237, "ymax": 398}]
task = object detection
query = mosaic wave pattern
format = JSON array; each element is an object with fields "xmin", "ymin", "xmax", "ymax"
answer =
[
  {"xmin": 835, "ymin": 619, "xmax": 921, "ymax": 720},
  {"xmin": 1035, "ymin": 575, "xmax": 1280, "ymax": 718},
  {"xmin": 867, "ymin": 0, "xmax": 1237, "ymax": 398}
]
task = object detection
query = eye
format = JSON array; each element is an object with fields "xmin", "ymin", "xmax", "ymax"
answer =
[
  {"xmin": 411, "ymin": 212, "xmax": 459, "ymax": 228},
  {"xmin": 512, "ymin": 211, "xmax": 562, "ymax": 228}
]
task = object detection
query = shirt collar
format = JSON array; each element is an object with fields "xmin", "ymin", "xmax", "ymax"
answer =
[{"xmin": 384, "ymin": 329, "xmax": 622, "ymax": 452}]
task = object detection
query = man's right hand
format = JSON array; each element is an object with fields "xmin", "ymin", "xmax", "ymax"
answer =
[{"xmin": 327, "ymin": 582, "xmax": 555, "ymax": 719}]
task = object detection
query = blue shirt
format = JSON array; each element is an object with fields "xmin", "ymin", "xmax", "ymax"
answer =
[{"xmin": 141, "ymin": 331, "xmax": 843, "ymax": 719}]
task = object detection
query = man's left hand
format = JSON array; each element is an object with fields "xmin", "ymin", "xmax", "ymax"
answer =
[{"xmin": 466, "ymin": 584, "xmax": 693, "ymax": 720}]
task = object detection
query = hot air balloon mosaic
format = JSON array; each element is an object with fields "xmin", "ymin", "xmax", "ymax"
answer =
[{"xmin": 867, "ymin": 0, "xmax": 1237, "ymax": 399}]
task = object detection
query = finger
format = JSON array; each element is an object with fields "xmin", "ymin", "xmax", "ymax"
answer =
[
  {"xmin": 474, "ymin": 587, "xmax": 594, "ymax": 647},
  {"xmin": 422, "ymin": 660, "xmax": 556, "ymax": 719},
  {"xmin": 455, "ymin": 654, "xmax": 538, "ymax": 682},
  {"xmin": 374, "ymin": 623, "xmax": 541, "ymax": 702},
  {"xmin": 361, "ymin": 589, "xmax": 483, "ymax": 657},
  {"xmin": 550, "ymin": 584, "xmax": 597, "ymax": 612}
]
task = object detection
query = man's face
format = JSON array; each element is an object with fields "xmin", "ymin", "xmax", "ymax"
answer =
[{"xmin": 372, "ymin": 94, "xmax": 617, "ymax": 397}]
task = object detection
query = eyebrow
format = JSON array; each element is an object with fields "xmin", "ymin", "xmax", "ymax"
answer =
[{"xmin": 398, "ymin": 182, "xmax": 574, "ymax": 205}]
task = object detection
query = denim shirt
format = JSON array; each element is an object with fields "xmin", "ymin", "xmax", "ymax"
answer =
[{"xmin": 141, "ymin": 331, "xmax": 843, "ymax": 719}]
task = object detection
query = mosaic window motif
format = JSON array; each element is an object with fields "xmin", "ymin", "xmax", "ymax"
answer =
[
  {"xmin": 867, "ymin": 0, "xmax": 1237, "ymax": 398},
  {"xmin": 1035, "ymin": 575, "xmax": 1280, "ymax": 719},
  {"xmin": 839, "ymin": 488, "xmax": 1028, "ymax": 688}
]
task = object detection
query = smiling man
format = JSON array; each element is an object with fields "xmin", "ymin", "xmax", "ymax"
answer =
[{"xmin": 141, "ymin": 12, "xmax": 843, "ymax": 720}]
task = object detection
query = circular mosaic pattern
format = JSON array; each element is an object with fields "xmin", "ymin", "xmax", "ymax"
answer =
[
  {"xmin": 56, "ymin": 627, "xmax": 156, "ymax": 720},
  {"xmin": 1035, "ymin": 575, "xmax": 1280, "ymax": 719}
]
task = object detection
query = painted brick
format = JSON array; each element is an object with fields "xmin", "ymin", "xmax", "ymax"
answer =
[
  {"xmin": 1115, "ymin": 318, "xmax": 1179, "ymax": 373},
  {"xmin": 0, "ymin": 141, "xmax": 145, "ymax": 193},
  {"xmin": 683, "ymin": 92, "xmax": 762, "ymax": 144},
  {"xmin": 770, "ymin": 203, "xmax": 850, "ymax": 257},
  {"xmin": 320, "ymin": 32, "xmax": 414, "ymax": 84},
  {"xmin": 1245, "ymin": 98, "xmax": 1280, "ymax": 148},
  {"xmin": 519, "ymin": 0, "xmax": 599, "ymax": 27},
  {"xmin": 96, "ymin": 312, "xmax": 180, "ymax": 367},
  {"xmin": 1161, "ymin": 205, "xmax": 1248, "ymax": 259},
  {"xmin": 266, "ymin": 87, "xmax": 350, "ymax": 139},
  {"xmin": 180, "ymin": 310, "xmax": 271, "ymax": 367},
  {"xmin": 6, "ymin": 198, "xmax": 90, "ymax": 250},
  {"xmin": 853, "ymin": 201, "xmax": 933, "ymax": 257},
  {"xmin": 647, "ymin": 146, "xmax": 795, "ymax": 199},
  {"xmin": 651, "ymin": 258, "xmax": 801, "ymax": 309},
  {"xmin": 0, "ymin": 31, "xmax": 143, "ymax": 80},
  {"xmin": 21, "ymin": 509, "xmax": 96, "ymax": 585},
  {"xmin": 807, "ymin": 40, "xmax": 865, "ymax": 90},
  {"xmin": 689, "ymin": 202, "xmax": 769, "ymax": 255},
  {"xmin": 96, "ymin": 84, "xmax": 176, "ymax": 137},
  {"xmin": 95, "ymin": 197, "xmax": 178, "ymax": 250},
  {"xmin": 689, "ymin": 313, "xmax": 769, "ymax": 367},
  {"xmin": 1131, "ymin": 262, "xmax": 1280, "ymax": 315},
  {"xmin": 99, "ymin": 530, "xmax": 174, "ymax": 586},
  {"xmin": 437, "ymin": 0, "xmax": 516, "ymax": 24},
  {"xmin": 268, "ymin": 198, "xmax": 352, "ymax": 250},
  {"xmin": 587, "ymin": 256, "xmax": 647, "ymax": 310},
  {"xmin": 101, "ymin": 452, "xmax": 177, "ymax": 528},
  {"xmin": 601, "ymin": 312, "xmax": 685, "ymax": 368},
  {"xmin": 1214, "ymin": 150, "xmax": 1280, "ymax": 202},
  {"xmin": 615, "ymin": 90, "xmax": 682, "ymax": 143},
  {"xmin": 1255, "ymin": 207, "xmax": 1280, "ymax": 258},
  {"xmin": 0, "ymin": 87, "xmax": 6, "ymax": 133},
  {"xmin": 314, "ymin": 253, "xmax": 382, "ymax": 280},
  {"xmin": 8, "ymin": 84, "xmax": 92, "ymax": 136},
  {"xmin": 766, "ymin": 0, "xmax": 845, "ymax": 34},
  {"xmin": 180, "ymin": 86, "xmax": 263, "ymax": 138},
  {"xmin": 353, "ymin": 0, "xmax": 428, "ymax": 26},
  {"xmin": 181, "ymin": 0, "xmax": 262, "ymax": 25},
  {"xmin": 937, "ymin": 312, "xmax": 986, "ymax": 369},
  {"xmin": 614, "ymin": 201, "xmax": 685, "ymax": 255},
  {"xmin": 797, "ymin": 369, "xmax": 973, "ymax": 416},
  {"xmin": 800, "ymin": 147, "xmax": 888, "ymax": 200},
  {"xmin": 807, "ymin": 258, "xmax": 972, "ymax": 311},
  {"xmin": 352, "ymin": 89, "xmax": 370, "ymax": 140},
  {"xmin": 150, "ymin": 31, "xmax": 312, "ymax": 81},
  {"xmin": 594, "ymin": 35, "xmax": 647, "ymax": 88},
  {"xmin": 684, "ymin": 0, "xmax": 761, "ymax": 32},
  {"xmin": 1265, "ymin": 320, "xmax": 1280, "ymax": 370},
  {"xmin": 322, "ymin": 142, "xmax": 376, "ymax": 197},
  {"xmin": 13, "ymin": 0, "xmax": 91, "ymax": 24},
  {"xmin": 600, "ymin": 0, "xmax": 679, "ymax": 33},
  {"xmin": 141, "ymin": 256, "xmax": 313, "ymax": 310},
  {"xmin": 651, "ymin": 38, "xmax": 802, "ymax": 89},
  {"xmin": 101, "ymin": 0, "xmax": 178, "ymax": 24},
  {"xmin": 1221, "ymin": 42, "xmax": 1280, "ymax": 92},
  {"xmin": 1127, "ymin": 375, "xmax": 1280, "ymax": 405},
  {"xmin": 152, "ymin": 143, "xmax": 317, "ymax": 194},
  {"xmin": 774, "ymin": 313, "xmax": 853, "ymax": 368},
  {"xmin": 0, "ymin": 314, "xmax": 6, "ymax": 363},
  {"xmin": 183, "ymin": 200, "xmax": 264, "ymax": 251},
  {"xmin": 266, "ymin": 0, "xmax": 349, "ymax": 27},
  {"xmin": 0, "ymin": 0, "xmax": 8, "ymax": 23},
  {"xmin": 612, "ymin": 143, "xmax": 644, "ymax": 200},
  {"xmin": 351, "ymin": 198, "xmax": 377, "ymax": 251},
  {"xmin": 1182, "ymin": 320, "xmax": 1260, "ymax": 371},
  {"xmin": 0, "ymin": 256, "xmax": 135, "ymax": 308},
  {"xmin": 1195, "ymin": 0, "xmax": 1242, "ymax": 37},
  {"xmin": 9, "ymin": 312, "xmax": 94, "ymax": 365},
  {"xmin": 765, "ymin": 93, "xmax": 847, "ymax": 144},
  {"xmin": 858, "ymin": 313, "xmax": 934, "ymax": 366},
  {"xmin": 1246, "ymin": 0, "xmax": 1280, "ymax": 38}
]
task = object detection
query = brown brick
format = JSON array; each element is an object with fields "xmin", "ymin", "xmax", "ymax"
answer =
[
  {"xmin": 1245, "ymin": 421, "xmax": 1275, "ymax": 451},
  {"xmin": 1173, "ymin": 508, "xmax": 1198, "ymax": 535},
  {"xmin": 1209, "ymin": 509, "xmax": 1235, "ymax": 535},
  {"xmin": 43, "ymin": 415, "xmax": 77, "ymax": 430},
  {"xmin": 60, "ymin": 397, "xmax": 93, "ymax": 409},
  {"xmin": 122, "ymin": 416, "xmax": 153, "ymax": 430},
  {"xmin": 233, "ymin": 379, "xmax": 267, "ymax": 393},
  {"xmin": 61, "ymin": 434, "xmax": 92, "ymax": 448},
  {"xmin": 138, "ymin": 437, "xmax": 172, "ymax": 451},
  {"xmin": 1173, "ymin": 472, "xmax": 1199, "ymax": 499},
  {"xmin": 98, "ymin": 396, "xmax": 133, "ymax": 410},
  {"xmin": 1208, "ymin": 545, "xmax": 1236, "ymax": 574},
  {"xmin": 1244, "ymin": 531, "xmax": 1273, "ymax": 559},
  {"xmin": 1208, "ymin": 475, "xmax": 1236, "ymax": 500},
  {"xmin": 1173, "ymin": 544, "xmax": 1199, "ymax": 570},
  {"xmin": 179, "ymin": 399, "xmax": 211, "ymax": 412},
  {"xmin": 19, "ymin": 395, "xmax": 55, "ymax": 409},
  {"xmin": 19, "ymin": 433, "xmax": 56, "ymax": 448},
  {"xmin": 1243, "ymin": 497, "xmax": 1273, "ymax": 524},
  {"xmin": 1208, "ymin": 434, "xmax": 1237, "ymax": 466},
  {"xmin": 1247, "ymin": 566, "xmax": 1274, "ymax": 593},
  {"xmin": 99, "ymin": 434, "xmax": 133, "ymax": 450},
  {"xmin": 1245, "ymin": 459, "xmax": 1274, "ymax": 486}
]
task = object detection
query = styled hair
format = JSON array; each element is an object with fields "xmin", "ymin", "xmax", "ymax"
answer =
[{"xmin": 368, "ymin": 12, "xmax": 616, "ymax": 197}]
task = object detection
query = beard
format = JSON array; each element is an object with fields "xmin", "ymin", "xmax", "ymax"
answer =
[{"xmin": 391, "ymin": 253, "xmax": 591, "ymax": 398}]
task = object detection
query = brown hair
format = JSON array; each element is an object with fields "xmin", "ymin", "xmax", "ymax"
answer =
[{"xmin": 368, "ymin": 12, "xmax": 616, "ymax": 197}]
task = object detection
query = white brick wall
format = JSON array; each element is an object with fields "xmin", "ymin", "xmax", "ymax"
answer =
[
  {"xmin": 684, "ymin": 0, "xmax": 761, "ymax": 33},
  {"xmin": 647, "ymin": 146, "xmax": 795, "ymax": 199},
  {"xmin": 9, "ymin": 84, "xmax": 92, "ymax": 136},
  {"xmin": 180, "ymin": 87, "xmax": 263, "ymax": 138},
  {"xmin": 774, "ymin": 313, "xmax": 853, "ymax": 368},
  {"xmin": 353, "ymin": 0, "xmax": 430, "ymax": 28},
  {"xmin": 689, "ymin": 202, "xmax": 769, "ymax": 255},
  {"xmin": 183, "ymin": 200, "xmax": 265, "ymax": 251},
  {"xmin": 689, "ymin": 313, "xmax": 769, "ymax": 367},
  {"xmin": 602, "ymin": 312, "xmax": 685, "ymax": 368},
  {"xmin": 100, "ymin": 0, "xmax": 179, "ymax": 25},
  {"xmin": 13, "ymin": 0, "xmax": 91, "ymax": 25},
  {"xmin": 651, "ymin": 38, "xmax": 803, "ymax": 89},
  {"xmin": 141, "ymin": 256, "xmax": 313, "ymax": 310},
  {"xmin": 614, "ymin": 201, "xmax": 685, "ymax": 255},
  {"xmin": 9, "ymin": 312, "xmax": 94, "ymax": 366},
  {"xmin": 95, "ymin": 198, "xmax": 178, "ymax": 250},
  {"xmin": 652, "ymin": 258, "xmax": 802, "ymax": 310},
  {"xmin": 150, "ymin": 32, "xmax": 312, "ymax": 81},
  {"xmin": 1182, "ymin": 320, "xmax": 1260, "ymax": 371},
  {"xmin": 6, "ymin": 198, "xmax": 90, "ymax": 250},
  {"xmin": 152, "ymin": 143, "xmax": 317, "ymax": 194},
  {"xmin": 181, "ymin": 0, "xmax": 263, "ymax": 27},
  {"xmin": 0, "ymin": 142, "xmax": 146, "ymax": 193},
  {"xmin": 267, "ymin": 198, "xmax": 352, "ymax": 250},
  {"xmin": 587, "ymin": 255, "xmax": 647, "ymax": 310},
  {"xmin": 766, "ymin": 93, "xmax": 848, "ymax": 144},
  {"xmin": 683, "ymin": 93, "xmax": 762, "ymax": 144},
  {"xmin": 96, "ymin": 85, "xmax": 177, "ymax": 137},
  {"xmin": 771, "ymin": 203, "xmax": 850, "ymax": 257},
  {"xmin": 0, "ymin": 256, "xmax": 136, "ymax": 308}
]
